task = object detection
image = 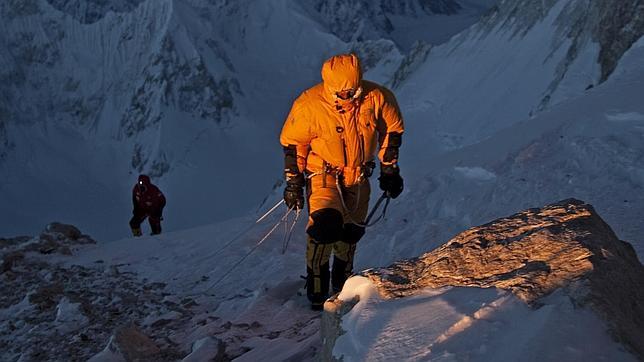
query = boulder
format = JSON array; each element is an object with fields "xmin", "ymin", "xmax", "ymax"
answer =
[
  {"xmin": 323, "ymin": 199, "xmax": 644, "ymax": 358},
  {"xmin": 45, "ymin": 222, "xmax": 82, "ymax": 240},
  {"xmin": 89, "ymin": 325, "xmax": 161, "ymax": 362}
]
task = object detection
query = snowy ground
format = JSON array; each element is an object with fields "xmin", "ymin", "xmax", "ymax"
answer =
[
  {"xmin": 4, "ymin": 185, "xmax": 636, "ymax": 360},
  {"xmin": 2, "ymin": 0, "xmax": 644, "ymax": 360},
  {"xmin": 335, "ymin": 279, "xmax": 636, "ymax": 361}
]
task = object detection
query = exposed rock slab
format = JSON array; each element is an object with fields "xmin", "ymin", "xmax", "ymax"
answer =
[{"xmin": 325, "ymin": 199, "xmax": 644, "ymax": 358}]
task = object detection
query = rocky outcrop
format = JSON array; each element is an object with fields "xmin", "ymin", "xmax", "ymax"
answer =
[
  {"xmin": 305, "ymin": 0, "xmax": 461, "ymax": 42},
  {"xmin": 481, "ymin": 0, "xmax": 644, "ymax": 91},
  {"xmin": 323, "ymin": 199, "xmax": 644, "ymax": 358},
  {"xmin": 89, "ymin": 325, "xmax": 161, "ymax": 362},
  {"xmin": 389, "ymin": 40, "xmax": 431, "ymax": 88},
  {"xmin": 0, "ymin": 223, "xmax": 199, "ymax": 361},
  {"xmin": 45, "ymin": 0, "xmax": 145, "ymax": 24},
  {"xmin": 1, "ymin": 222, "xmax": 95, "ymax": 268}
]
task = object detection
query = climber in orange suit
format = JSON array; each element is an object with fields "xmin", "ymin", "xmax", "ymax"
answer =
[{"xmin": 279, "ymin": 53, "xmax": 404, "ymax": 310}]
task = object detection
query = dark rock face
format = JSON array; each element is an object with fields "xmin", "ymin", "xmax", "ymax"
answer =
[
  {"xmin": 325, "ymin": 199, "xmax": 644, "ymax": 358},
  {"xmin": 45, "ymin": 0, "xmax": 146, "ymax": 24},
  {"xmin": 594, "ymin": 0, "xmax": 644, "ymax": 81},
  {"xmin": 305, "ymin": 0, "xmax": 461, "ymax": 42},
  {"xmin": 482, "ymin": 0, "xmax": 644, "ymax": 89}
]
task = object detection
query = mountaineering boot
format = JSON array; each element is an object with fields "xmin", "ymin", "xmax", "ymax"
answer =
[
  {"xmin": 311, "ymin": 301, "xmax": 324, "ymax": 311},
  {"xmin": 331, "ymin": 256, "xmax": 350, "ymax": 294},
  {"xmin": 307, "ymin": 265, "xmax": 330, "ymax": 311},
  {"xmin": 150, "ymin": 218, "xmax": 162, "ymax": 235},
  {"xmin": 131, "ymin": 227, "xmax": 142, "ymax": 237}
]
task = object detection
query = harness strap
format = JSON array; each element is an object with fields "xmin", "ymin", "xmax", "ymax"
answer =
[{"xmin": 334, "ymin": 174, "xmax": 390, "ymax": 228}]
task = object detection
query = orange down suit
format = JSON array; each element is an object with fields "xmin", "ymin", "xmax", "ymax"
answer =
[{"xmin": 280, "ymin": 54, "xmax": 404, "ymax": 302}]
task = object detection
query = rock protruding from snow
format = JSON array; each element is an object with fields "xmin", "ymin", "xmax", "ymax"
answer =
[
  {"xmin": 0, "ymin": 224, "xmax": 193, "ymax": 361},
  {"xmin": 0, "ymin": 222, "xmax": 94, "ymax": 267},
  {"xmin": 45, "ymin": 222, "xmax": 84, "ymax": 240},
  {"xmin": 90, "ymin": 325, "xmax": 160, "ymax": 362},
  {"xmin": 325, "ymin": 199, "xmax": 644, "ymax": 358}
]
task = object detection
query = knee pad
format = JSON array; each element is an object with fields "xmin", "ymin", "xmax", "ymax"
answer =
[
  {"xmin": 307, "ymin": 208, "xmax": 343, "ymax": 244},
  {"xmin": 343, "ymin": 223, "xmax": 365, "ymax": 244}
]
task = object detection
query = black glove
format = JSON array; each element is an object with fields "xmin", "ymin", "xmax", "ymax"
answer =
[
  {"xmin": 284, "ymin": 173, "xmax": 305, "ymax": 209},
  {"xmin": 379, "ymin": 164, "xmax": 403, "ymax": 199}
]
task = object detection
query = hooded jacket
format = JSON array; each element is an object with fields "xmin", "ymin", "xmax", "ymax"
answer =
[
  {"xmin": 280, "ymin": 54, "xmax": 404, "ymax": 186},
  {"xmin": 132, "ymin": 175, "xmax": 166, "ymax": 214}
]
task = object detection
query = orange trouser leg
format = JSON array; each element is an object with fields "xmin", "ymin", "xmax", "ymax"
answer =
[
  {"xmin": 305, "ymin": 173, "xmax": 370, "ymax": 299},
  {"xmin": 306, "ymin": 238, "xmax": 333, "ymax": 305}
]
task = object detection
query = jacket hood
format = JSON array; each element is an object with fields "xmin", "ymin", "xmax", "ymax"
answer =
[
  {"xmin": 321, "ymin": 54, "xmax": 362, "ymax": 96},
  {"xmin": 138, "ymin": 174, "xmax": 151, "ymax": 186}
]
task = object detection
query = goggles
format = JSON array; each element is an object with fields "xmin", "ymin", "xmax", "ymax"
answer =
[{"xmin": 335, "ymin": 87, "xmax": 362, "ymax": 101}]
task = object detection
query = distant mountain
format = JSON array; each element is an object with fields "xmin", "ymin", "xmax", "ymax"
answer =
[
  {"xmin": 395, "ymin": 0, "xmax": 644, "ymax": 147},
  {"xmin": 300, "ymin": 0, "xmax": 462, "ymax": 42},
  {"xmin": 0, "ymin": 0, "xmax": 489, "ymax": 240},
  {"xmin": 45, "ymin": 0, "xmax": 145, "ymax": 23}
]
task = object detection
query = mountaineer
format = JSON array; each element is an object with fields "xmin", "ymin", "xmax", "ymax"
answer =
[
  {"xmin": 129, "ymin": 174, "xmax": 166, "ymax": 236},
  {"xmin": 280, "ymin": 53, "xmax": 404, "ymax": 310}
]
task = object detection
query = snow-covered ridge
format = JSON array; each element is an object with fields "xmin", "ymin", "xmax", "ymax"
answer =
[
  {"xmin": 367, "ymin": 35, "xmax": 644, "ymax": 275},
  {"xmin": 481, "ymin": 0, "xmax": 644, "ymax": 83},
  {"xmin": 396, "ymin": 0, "xmax": 644, "ymax": 150}
]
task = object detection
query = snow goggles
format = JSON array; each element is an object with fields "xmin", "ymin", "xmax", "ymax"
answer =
[{"xmin": 335, "ymin": 87, "xmax": 362, "ymax": 101}]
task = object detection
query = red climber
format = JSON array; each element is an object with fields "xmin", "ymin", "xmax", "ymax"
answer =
[{"xmin": 129, "ymin": 174, "xmax": 166, "ymax": 236}]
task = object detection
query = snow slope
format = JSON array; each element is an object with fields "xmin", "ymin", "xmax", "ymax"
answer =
[
  {"xmin": 334, "ymin": 279, "xmax": 636, "ymax": 361},
  {"xmin": 367, "ymin": 35, "xmax": 644, "ymax": 266},
  {"xmin": 0, "ymin": 0, "xmax": 492, "ymax": 241},
  {"xmin": 2, "ymin": 0, "xmax": 644, "ymax": 359},
  {"xmin": 45, "ymin": 38, "xmax": 644, "ymax": 358}
]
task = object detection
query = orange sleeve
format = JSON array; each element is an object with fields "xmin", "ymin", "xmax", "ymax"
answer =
[
  {"xmin": 280, "ymin": 95, "xmax": 315, "ymax": 147},
  {"xmin": 280, "ymin": 95, "xmax": 314, "ymax": 173},
  {"xmin": 376, "ymin": 87, "xmax": 404, "ymax": 164}
]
